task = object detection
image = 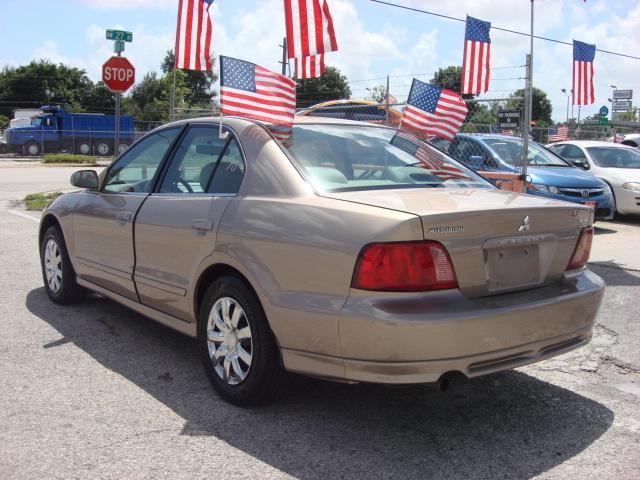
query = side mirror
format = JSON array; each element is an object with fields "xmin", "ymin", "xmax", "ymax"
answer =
[
  {"xmin": 71, "ymin": 170, "xmax": 99, "ymax": 190},
  {"xmin": 570, "ymin": 159, "xmax": 589, "ymax": 170}
]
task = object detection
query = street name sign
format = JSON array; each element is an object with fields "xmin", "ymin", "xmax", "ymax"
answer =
[
  {"xmin": 613, "ymin": 90, "xmax": 633, "ymax": 100},
  {"xmin": 102, "ymin": 56, "xmax": 135, "ymax": 93},
  {"xmin": 106, "ymin": 29, "xmax": 133, "ymax": 42},
  {"xmin": 497, "ymin": 110, "xmax": 521, "ymax": 129}
]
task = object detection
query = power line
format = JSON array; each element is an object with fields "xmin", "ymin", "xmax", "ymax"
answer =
[{"xmin": 370, "ymin": 0, "xmax": 640, "ymax": 61}]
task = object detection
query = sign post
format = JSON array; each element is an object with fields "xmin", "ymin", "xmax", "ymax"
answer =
[
  {"xmin": 102, "ymin": 56, "xmax": 135, "ymax": 154},
  {"xmin": 103, "ymin": 28, "xmax": 134, "ymax": 155}
]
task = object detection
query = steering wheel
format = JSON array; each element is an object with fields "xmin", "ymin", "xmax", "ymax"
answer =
[{"xmin": 176, "ymin": 176, "xmax": 193, "ymax": 193}]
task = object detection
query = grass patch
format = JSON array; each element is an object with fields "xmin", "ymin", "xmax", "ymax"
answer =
[
  {"xmin": 41, "ymin": 153, "xmax": 103, "ymax": 164},
  {"xmin": 24, "ymin": 192, "xmax": 62, "ymax": 211}
]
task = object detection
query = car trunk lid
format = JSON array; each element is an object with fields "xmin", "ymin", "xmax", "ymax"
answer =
[{"xmin": 327, "ymin": 188, "xmax": 593, "ymax": 297}]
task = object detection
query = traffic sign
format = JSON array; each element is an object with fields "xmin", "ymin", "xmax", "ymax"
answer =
[
  {"xmin": 613, "ymin": 89, "xmax": 632, "ymax": 100},
  {"xmin": 114, "ymin": 40, "xmax": 125, "ymax": 54},
  {"xmin": 102, "ymin": 56, "xmax": 135, "ymax": 93},
  {"xmin": 599, "ymin": 105, "xmax": 609, "ymax": 117},
  {"xmin": 497, "ymin": 110, "xmax": 521, "ymax": 129},
  {"xmin": 106, "ymin": 29, "xmax": 133, "ymax": 42},
  {"xmin": 599, "ymin": 116, "xmax": 608, "ymax": 126},
  {"xmin": 612, "ymin": 100, "xmax": 632, "ymax": 111}
]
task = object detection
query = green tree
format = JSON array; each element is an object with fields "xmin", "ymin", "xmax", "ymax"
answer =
[
  {"xmin": 617, "ymin": 107, "xmax": 638, "ymax": 122},
  {"xmin": 506, "ymin": 87, "xmax": 553, "ymax": 125},
  {"xmin": 366, "ymin": 84, "xmax": 387, "ymax": 103},
  {"xmin": 295, "ymin": 66, "xmax": 351, "ymax": 108},
  {"xmin": 161, "ymin": 50, "xmax": 217, "ymax": 106}
]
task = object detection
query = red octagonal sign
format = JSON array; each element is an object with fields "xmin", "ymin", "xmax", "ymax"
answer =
[{"xmin": 102, "ymin": 56, "xmax": 135, "ymax": 93}]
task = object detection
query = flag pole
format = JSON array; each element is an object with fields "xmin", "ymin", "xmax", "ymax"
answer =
[
  {"xmin": 170, "ymin": 67, "xmax": 176, "ymax": 122},
  {"xmin": 385, "ymin": 75, "xmax": 390, "ymax": 125},
  {"xmin": 520, "ymin": 0, "xmax": 534, "ymax": 193}
]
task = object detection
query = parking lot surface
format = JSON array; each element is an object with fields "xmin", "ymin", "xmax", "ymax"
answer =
[{"xmin": 1, "ymin": 165, "xmax": 639, "ymax": 479}]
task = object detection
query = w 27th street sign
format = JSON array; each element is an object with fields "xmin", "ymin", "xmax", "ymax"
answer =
[{"xmin": 102, "ymin": 56, "xmax": 135, "ymax": 93}]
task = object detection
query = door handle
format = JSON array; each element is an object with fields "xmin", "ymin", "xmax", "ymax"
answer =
[
  {"xmin": 116, "ymin": 211, "xmax": 133, "ymax": 223},
  {"xmin": 192, "ymin": 219, "xmax": 213, "ymax": 231}
]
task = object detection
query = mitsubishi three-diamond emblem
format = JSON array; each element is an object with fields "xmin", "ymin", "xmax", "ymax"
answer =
[{"xmin": 518, "ymin": 216, "xmax": 530, "ymax": 232}]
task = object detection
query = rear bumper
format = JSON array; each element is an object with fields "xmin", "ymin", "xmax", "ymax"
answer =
[{"xmin": 281, "ymin": 269, "xmax": 604, "ymax": 384}]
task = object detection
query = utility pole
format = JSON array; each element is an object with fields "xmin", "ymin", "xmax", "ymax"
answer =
[
  {"xmin": 521, "ymin": 54, "xmax": 531, "ymax": 191},
  {"xmin": 520, "ymin": 0, "xmax": 534, "ymax": 193},
  {"xmin": 279, "ymin": 37, "xmax": 288, "ymax": 76}
]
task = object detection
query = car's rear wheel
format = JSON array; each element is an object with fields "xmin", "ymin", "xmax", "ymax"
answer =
[
  {"xmin": 95, "ymin": 141, "xmax": 111, "ymax": 156},
  {"xmin": 198, "ymin": 276, "xmax": 284, "ymax": 405},
  {"xmin": 40, "ymin": 226, "xmax": 85, "ymax": 304}
]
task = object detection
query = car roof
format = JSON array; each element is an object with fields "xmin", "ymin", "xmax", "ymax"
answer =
[
  {"xmin": 160, "ymin": 114, "xmax": 392, "ymax": 129},
  {"xmin": 456, "ymin": 133, "xmax": 522, "ymax": 141},
  {"xmin": 550, "ymin": 140, "xmax": 636, "ymax": 148}
]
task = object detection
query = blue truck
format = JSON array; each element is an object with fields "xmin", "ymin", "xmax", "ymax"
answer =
[{"xmin": 1, "ymin": 105, "xmax": 134, "ymax": 156}]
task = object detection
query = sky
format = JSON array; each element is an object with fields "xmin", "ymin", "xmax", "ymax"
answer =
[{"xmin": 0, "ymin": 0, "xmax": 638, "ymax": 122}]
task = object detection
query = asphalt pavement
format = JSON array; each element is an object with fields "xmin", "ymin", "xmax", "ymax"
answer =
[{"xmin": 0, "ymin": 164, "xmax": 639, "ymax": 480}]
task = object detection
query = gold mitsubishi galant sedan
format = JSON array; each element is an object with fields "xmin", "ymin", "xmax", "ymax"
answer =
[{"xmin": 39, "ymin": 116, "xmax": 604, "ymax": 405}]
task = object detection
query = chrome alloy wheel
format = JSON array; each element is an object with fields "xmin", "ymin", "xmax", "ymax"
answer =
[
  {"xmin": 207, "ymin": 297, "xmax": 253, "ymax": 385},
  {"xmin": 44, "ymin": 239, "xmax": 62, "ymax": 293}
]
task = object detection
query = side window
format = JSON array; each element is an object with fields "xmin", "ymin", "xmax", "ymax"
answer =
[
  {"xmin": 562, "ymin": 145, "xmax": 586, "ymax": 160},
  {"xmin": 103, "ymin": 128, "xmax": 179, "ymax": 193},
  {"xmin": 208, "ymin": 138, "xmax": 246, "ymax": 195},
  {"xmin": 159, "ymin": 126, "xmax": 227, "ymax": 194}
]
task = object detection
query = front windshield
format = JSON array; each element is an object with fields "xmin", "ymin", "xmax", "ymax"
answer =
[
  {"xmin": 587, "ymin": 146, "xmax": 640, "ymax": 169},
  {"xmin": 280, "ymin": 124, "xmax": 493, "ymax": 192},
  {"xmin": 483, "ymin": 138, "xmax": 570, "ymax": 167}
]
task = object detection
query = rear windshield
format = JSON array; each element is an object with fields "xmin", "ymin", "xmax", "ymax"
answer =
[
  {"xmin": 279, "ymin": 124, "xmax": 492, "ymax": 192},
  {"xmin": 586, "ymin": 146, "xmax": 640, "ymax": 169}
]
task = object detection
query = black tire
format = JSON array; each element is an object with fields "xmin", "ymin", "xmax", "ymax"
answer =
[
  {"xmin": 95, "ymin": 141, "xmax": 112, "ymax": 156},
  {"xmin": 117, "ymin": 142, "xmax": 131, "ymax": 156},
  {"xmin": 40, "ymin": 226, "xmax": 85, "ymax": 304},
  {"xmin": 76, "ymin": 140, "xmax": 92, "ymax": 155},
  {"xmin": 198, "ymin": 276, "xmax": 284, "ymax": 406},
  {"xmin": 24, "ymin": 141, "xmax": 41, "ymax": 156}
]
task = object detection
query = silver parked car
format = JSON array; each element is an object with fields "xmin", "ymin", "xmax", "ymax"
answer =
[{"xmin": 39, "ymin": 117, "xmax": 604, "ymax": 405}]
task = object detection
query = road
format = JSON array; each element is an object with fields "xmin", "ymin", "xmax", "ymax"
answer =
[{"xmin": 0, "ymin": 165, "xmax": 639, "ymax": 480}]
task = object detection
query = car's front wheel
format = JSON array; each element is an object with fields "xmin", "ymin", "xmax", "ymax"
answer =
[
  {"xmin": 198, "ymin": 276, "xmax": 284, "ymax": 405},
  {"xmin": 40, "ymin": 226, "xmax": 85, "ymax": 304}
]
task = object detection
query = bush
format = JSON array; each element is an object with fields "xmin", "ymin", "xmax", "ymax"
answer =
[
  {"xmin": 41, "ymin": 153, "xmax": 103, "ymax": 164},
  {"xmin": 24, "ymin": 192, "xmax": 62, "ymax": 211}
]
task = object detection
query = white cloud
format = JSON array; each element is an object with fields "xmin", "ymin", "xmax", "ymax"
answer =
[{"xmin": 82, "ymin": 0, "xmax": 176, "ymax": 10}]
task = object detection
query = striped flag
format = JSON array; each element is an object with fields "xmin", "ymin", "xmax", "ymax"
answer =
[
  {"xmin": 219, "ymin": 56, "xmax": 296, "ymax": 126},
  {"xmin": 284, "ymin": 0, "xmax": 338, "ymax": 59},
  {"xmin": 401, "ymin": 79, "xmax": 468, "ymax": 141},
  {"xmin": 390, "ymin": 132, "xmax": 469, "ymax": 181},
  {"xmin": 548, "ymin": 126, "xmax": 569, "ymax": 142},
  {"xmin": 294, "ymin": 54, "xmax": 325, "ymax": 79},
  {"xmin": 572, "ymin": 40, "xmax": 596, "ymax": 105},
  {"xmin": 461, "ymin": 16, "xmax": 491, "ymax": 95},
  {"xmin": 500, "ymin": 129, "xmax": 514, "ymax": 136},
  {"xmin": 175, "ymin": 0, "xmax": 214, "ymax": 71}
]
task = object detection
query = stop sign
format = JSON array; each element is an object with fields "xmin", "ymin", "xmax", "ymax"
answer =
[{"xmin": 102, "ymin": 56, "xmax": 135, "ymax": 93}]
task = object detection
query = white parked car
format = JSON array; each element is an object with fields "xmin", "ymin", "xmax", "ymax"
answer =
[{"xmin": 547, "ymin": 140, "xmax": 640, "ymax": 215}]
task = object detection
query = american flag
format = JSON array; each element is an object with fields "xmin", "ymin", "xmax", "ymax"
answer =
[
  {"xmin": 390, "ymin": 132, "xmax": 469, "ymax": 181},
  {"xmin": 401, "ymin": 79, "xmax": 468, "ymax": 141},
  {"xmin": 175, "ymin": 0, "xmax": 214, "ymax": 71},
  {"xmin": 461, "ymin": 16, "xmax": 491, "ymax": 95},
  {"xmin": 572, "ymin": 40, "xmax": 596, "ymax": 105},
  {"xmin": 219, "ymin": 56, "xmax": 296, "ymax": 126},
  {"xmin": 382, "ymin": 93, "xmax": 397, "ymax": 105},
  {"xmin": 284, "ymin": 0, "xmax": 338, "ymax": 59},
  {"xmin": 294, "ymin": 54, "xmax": 325, "ymax": 79},
  {"xmin": 500, "ymin": 129, "xmax": 514, "ymax": 136},
  {"xmin": 548, "ymin": 126, "xmax": 569, "ymax": 142}
]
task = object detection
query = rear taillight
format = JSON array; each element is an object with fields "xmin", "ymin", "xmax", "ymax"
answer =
[
  {"xmin": 351, "ymin": 241, "xmax": 458, "ymax": 292},
  {"xmin": 566, "ymin": 227, "xmax": 594, "ymax": 270}
]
